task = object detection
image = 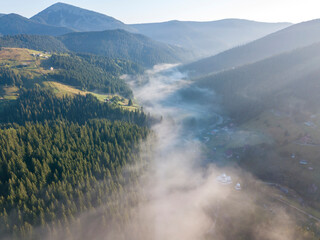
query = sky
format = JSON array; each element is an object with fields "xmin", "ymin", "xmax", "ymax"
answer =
[{"xmin": 1, "ymin": 0, "xmax": 320, "ymax": 24}]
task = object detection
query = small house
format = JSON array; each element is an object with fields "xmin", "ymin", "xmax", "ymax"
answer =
[
  {"xmin": 216, "ymin": 173, "xmax": 232, "ymax": 185},
  {"xmin": 299, "ymin": 160, "xmax": 308, "ymax": 165},
  {"xmin": 304, "ymin": 121, "xmax": 315, "ymax": 127},
  {"xmin": 235, "ymin": 183, "xmax": 241, "ymax": 191},
  {"xmin": 225, "ymin": 149, "xmax": 233, "ymax": 158}
]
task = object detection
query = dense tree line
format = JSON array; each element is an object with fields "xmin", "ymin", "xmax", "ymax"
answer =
[
  {"xmin": 42, "ymin": 54, "xmax": 134, "ymax": 97},
  {"xmin": 0, "ymin": 88, "xmax": 149, "ymax": 126},
  {"xmin": 77, "ymin": 53, "xmax": 144, "ymax": 76},
  {"xmin": 0, "ymin": 86, "xmax": 153, "ymax": 239},
  {"xmin": 0, "ymin": 35, "xmax": 68, "ymax": 53},
  {"xmin": 0, "ymin": 119, "xmax": 149, "ymax": 239},
  {"xmin": 0, "ymin": 45, "xmax": 154, "ymax": 239},
  {"xmin": 58, "ymin": 29, "xmax": 191, "ymax": 67},
  {"xmin": 0, "ymin": 67, "xmax": 22, "ymax": 87}
]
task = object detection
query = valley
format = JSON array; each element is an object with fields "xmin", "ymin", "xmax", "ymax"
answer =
[
  {"xmin": 126, "ymin": 64, "xmax": 320, "ymax": 239},
  {"xmin": 0, "ymin": 1, "xmax": 319, "ymax": 240}
]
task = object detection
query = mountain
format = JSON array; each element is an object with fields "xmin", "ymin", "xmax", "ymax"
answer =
[
  {"xmin": 30, "ymin": 3, "xmax": 290, "ymax": 58},
  {"xmin": 131, "ymin": 19, "xmax": 291, "ymax": 58},
  {"xmin": 0, "ymin": 13, "xmax": 73, "ymax": 36},
  {"xmin": 195, "ymin": 42, "xmax": 320, "ymax": 122},
  {"xmin": 193, "ymin": 42, "xmax": 320, "ymax": 214},
  {"xmin": 0, "ymin": 34, "xmax": 68, "ymax": 52},
  {"xmin": 58, "ymin": 29, "xmax": 194, "ymax": 67},
  {"xmin": 183, "ymin": 19, "xmax": 320, "ymax": 77},
  {"xmin": 31, "ymin": 2, "xmax": 134, "ymax": 32}
]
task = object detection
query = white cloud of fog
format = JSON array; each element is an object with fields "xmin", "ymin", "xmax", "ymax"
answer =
[
  {"xmin": 115, "ymin": 64, "xmax": 303, "ymax": 240},
  {"xmin": 36, "ymin": 64, "xmax": 306, "ymax": 240}
]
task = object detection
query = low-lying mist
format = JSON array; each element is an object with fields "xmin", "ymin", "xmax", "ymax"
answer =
[{"xmin": 37, "ymin": 64, "xmax": 308, "ymax": 240}]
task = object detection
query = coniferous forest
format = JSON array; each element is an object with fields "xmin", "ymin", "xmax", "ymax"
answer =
[
  {"xmin": 42, "ymin": 54, "xmax": 136, "ymax": 98},
  {"xmin": 3, "ymin": 2, "xmax": 320, "ymax": 239},
  {"xmin": 0, "ymin": 84, "xmax": 151, "ymax": 239}
]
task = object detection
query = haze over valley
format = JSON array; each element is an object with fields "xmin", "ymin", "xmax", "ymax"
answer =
[{"xmin": 0, "ymin": 1, "xmax": 319, "ymax": 240}]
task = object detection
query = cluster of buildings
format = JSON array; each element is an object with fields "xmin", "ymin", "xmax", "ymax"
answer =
[{"xmin": 216, "ymin": 173, "xmax": 241, "ymax": 190}]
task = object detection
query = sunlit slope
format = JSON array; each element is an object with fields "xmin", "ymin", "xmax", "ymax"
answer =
[
  {"xmin": 183, "ymin": 19, "xmax": 320, "ymax": 77},
  {"xmin": 0, "ymin": 48, "xmax": 139, "ymax": 108}
]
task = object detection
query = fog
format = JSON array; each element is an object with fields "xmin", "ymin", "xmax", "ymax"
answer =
[
  {"xmin": 35, "ymin": 64, "xmax": 305, "ymax": 240},
  {"xmin": 106, "ymin": 64, "xmax": 302, "ymax": 240}
]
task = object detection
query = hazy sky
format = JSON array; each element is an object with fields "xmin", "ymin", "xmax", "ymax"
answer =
[{"xmin": 1, "ymin": 0, "xmax": 320, "ymax": 24}]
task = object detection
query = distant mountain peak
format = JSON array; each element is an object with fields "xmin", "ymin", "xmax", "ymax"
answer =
[
  {"xmin": 31, "ymin": 2, "xmax": 133, "ymax": 32},
  {"xmin": 39, "ymin": 2, "xmax": 105, "ymax": 15}
]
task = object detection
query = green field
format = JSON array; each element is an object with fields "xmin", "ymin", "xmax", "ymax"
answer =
[{"xmin": 43, "ymin": 81, "xmax": 139, "ymax": 111}]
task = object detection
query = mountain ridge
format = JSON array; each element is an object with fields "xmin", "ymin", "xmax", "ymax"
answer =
[
  {"xmin": 131, "ymin": 19, "xmax": 292, "ymax": 58},
  {"xmin": 57, "ymin": 29, "xmax": 195, "ymax": 67},
  {"xmin": 0, "ymin": 13, "xmax": 73, "ymax": 36},
  {"xmin": 195, "ymin": 41, "xmax": 320, "ymax": 121},
  {"xmin": 182, "ymin": 18, "xmax": 320, "ymax": 76}
]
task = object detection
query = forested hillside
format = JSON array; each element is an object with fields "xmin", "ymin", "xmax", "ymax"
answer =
[
  {"xmin": 0, "ymin": 86, "xmax": 151, "ymax": 239},
  {"xmin": 131, "ymin": 19, "xmax": 291, "ymax": 58},
  {"xmin": 0, "ymin": 14, "xmax": 72, "ymax": 36},
  {"xmin": 0, "ymin": 47, "xmax": 140, "ymax": 99},
  {"xmin": 0, "ymin": 29, "xmax": 193, "ymax": 68},
  {"xmin": 192, "ymin": 42, "xmax": 320, "ymax": 219},
  {"xmin": 0, "ymin": 67, "xmax": 23, "ymax": 87},
  {"xmin": 0, "ymin": 87, "xmax": 148, "ymax": 129},
  {"xmin": 0, "ymin": 35, "xmax": 68, "ymax": 53},
  {"xmin": 196, "ymin": 42, "xmax": 320, "ymax": 122},
  {"xmin": 42, "ymin": 54, "xmax": 135, "ymax": 97},
  {"xmin": 1, "ymin": 88, "xmax": 149, "ymax": 126},
  {"xmin": 0, "ymin": 41, "xmax": 153, "ymax": 239},
  {"xmin": 0, "ymin": 120, "xmax": 149, "ymax": 239},
  {"xmin": 183, "ymin": 19, "xmax": 320, "ymax": 77},
  {"xmin": 58, "ymin": 29, "xmax": 194, "ymax": 67}
]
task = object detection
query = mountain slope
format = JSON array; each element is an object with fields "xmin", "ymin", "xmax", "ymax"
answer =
[
  {"xmin": 196, "ymin": 42, "xmax": 320, "ymax": 121},
  {"xmin": 0, "ymin": 13, "xmax": 73, "ymax": 36},
  {"xmin": 31, "ymin": 2, "xmax": 133, "ymax": 32},
  {"xmin": 58, "ymin": 29, "xmax": 194, "ymax": 67},
  {"xmin": 0, "ymin": 34, "xmax": 68, "ymax": 52},
  {"xmin": 131, "ymin": 19, "xmax": 291, "ymax": 58},
  {"xmin": 193, "ymin": 42, "xmax": 320, "ymax": 215},
  {"xmin": 183, "ymin": 19, "xmax": 320, "ymax": 77}
]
